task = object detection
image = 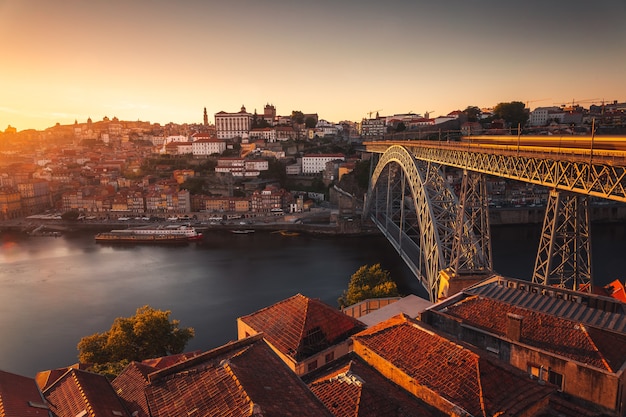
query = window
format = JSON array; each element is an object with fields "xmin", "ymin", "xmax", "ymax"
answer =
[
  {"xmin": 307, "ymin": 360, "xmax": 318, "ymax": 372},
  {"xmin": 325, "ymin": 351, "xmax": 334, "ymax": 363},
  {"xmin": 527, "ymin": 364, "xmax": 540, "ymax": 379},
  {"xmin": 548, "ymin": 370, "xmax": 564, "ymax": 390}
]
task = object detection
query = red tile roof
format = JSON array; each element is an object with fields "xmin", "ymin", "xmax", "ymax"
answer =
[
  {"xmin": 354, "ymin": 315, "xmax": 556, "ymax": 417},
  {"xmin": 443, "ymin": 295, "xmax": 626, "ymax": 372},
  {"xmin": 43, "ymin": 369, "xmax": 130, "ymax": 417},
  {"xmin": 35, "ymin": 364, "xmax": 90, "ymax": 391},
  {"xmin": 239, "ymin": 293, "xmax": 366, "ymax": 361},
  {"xmin": 141, "ymin": 350, "xmax": 202, "ymax": 369},
  {"xmin": 0, "ymin": 370, "xmax": 51, "ymax": 417},
  {"xmin": 112, "ymin": 362, "xmax": 157, "ymax": 417},
  {"xmin": 304, "ymin": 354, "xmax": 446, "ymax": 417},
  {"xmin": 145, "ymin": 335, "xmax": 333, "ymax": 417}
]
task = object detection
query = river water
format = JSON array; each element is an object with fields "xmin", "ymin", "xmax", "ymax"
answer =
[{"xmin": 1, "ymin": 223, "xmax": 624, "ymax": 377}]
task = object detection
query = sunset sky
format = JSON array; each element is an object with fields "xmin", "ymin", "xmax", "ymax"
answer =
[{"xmin": 1, "ymin": 0, "xmax": 625, "ymax": 131}]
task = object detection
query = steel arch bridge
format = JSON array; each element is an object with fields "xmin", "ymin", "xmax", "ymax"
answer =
[
  {"xmin": 364, "ymin": 136, "xmax": 626, "ymax": 301},
  {"xmin": 364, "ymin": 145, "xmax": 492, "ymax": 301}
]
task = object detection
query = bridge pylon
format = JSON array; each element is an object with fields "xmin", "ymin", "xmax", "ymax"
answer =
[
  {"xmin": 532, "ymin": 189, "xmax": 592, "ymax": 292},
  {"xmin": 438, "ymin": 170, "xmax": 494, "ymax": 301}
]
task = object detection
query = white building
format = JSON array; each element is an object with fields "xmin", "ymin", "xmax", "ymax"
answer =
[
  {"xmin": 301, "ymin": 153, "xmax": 345, "ymax": 174},
  {"xmin": 529, "ymin": 106, "xmax": 563, "ymax": 127},
  {"xmin": 249, "ymin": 128, "xmax": 276, "ymax": 142},
  {"xmin": 165, "ymin": 135, "xmax": 189, "ymax": 144},
  {"xmin": 215, "ymin": 105, "xmax": 252, "ymax": 140},
  {"xmin": 245, "ymin": 159, "xmax": 269, "ymax": 171},
  {"xmin": 192, "ymin": 138, "xmax": 226, "ymax": 156}
]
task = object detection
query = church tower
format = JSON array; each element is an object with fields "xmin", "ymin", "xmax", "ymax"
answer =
[{"xmin": 203, "ymin": 107, "xmax": 208, "ymax": 126}]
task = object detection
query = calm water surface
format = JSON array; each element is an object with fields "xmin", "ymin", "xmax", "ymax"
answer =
[{"xmin": 1, "ymin": 223, "xmax": 624, "ymax": 376}]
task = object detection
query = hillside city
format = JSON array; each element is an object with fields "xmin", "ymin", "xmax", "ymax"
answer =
[
  {"xmin": 1, "ymin": 101, "xmax": 626, "ymax": 416},
  {"xmin": 1, "ymin": 101, "xmax": 626, "ymax": 227}
]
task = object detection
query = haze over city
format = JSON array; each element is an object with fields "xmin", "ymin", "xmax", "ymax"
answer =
[{"xmin": 1, "ymin": 0, "xmax": 625, "ymax": 131}]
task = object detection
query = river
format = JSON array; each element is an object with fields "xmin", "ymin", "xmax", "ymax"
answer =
[{"xmin": 1, "ymin": 223, "xmax": 624, "ymax": 377}]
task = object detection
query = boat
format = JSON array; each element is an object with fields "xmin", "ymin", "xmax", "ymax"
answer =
[
  {"xmin": 230, "ymin": 229, "xmax": 255, "ymax": 234},
  {"xmin": 278, "ymin": 230, "xmax": 300, "ymax": 237},
  {"xmin": 95, "ymin": 225, "xmax": 202, "ymax": 243}
]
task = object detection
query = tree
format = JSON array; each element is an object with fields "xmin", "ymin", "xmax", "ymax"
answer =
[
  {"xmin": 338, "ymin": 264, "xmax": 399, "ymax": 308},
  {"xmin": 291, "ymin": 110, "xmax": 305, "ymax": 125},
  {"xmin": 304, "ymin": 116, "xmax": 317, "ymax": 128},
  {"xmin": 492, "ymin": 101, "xmax": 528, "ymax": 131},
  {"xmin": 77, "ymin": 305, "xmax": 194, "ymax": 372},
  {"xmin": 463, "ymin": 106, "xmax": 482, "ymax": 122}
]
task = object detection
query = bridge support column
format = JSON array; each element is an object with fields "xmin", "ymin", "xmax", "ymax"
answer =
[
  {"xmin": 532, "ymin": 190, "xmax": 592, "ymax": 292},
  {"xmin": 450, "ymin": 170, "xmax": 493, "ymax": 274},
  {"xmin": 439, "ymin": 170, "xmax": 494, "ymax": 301}
]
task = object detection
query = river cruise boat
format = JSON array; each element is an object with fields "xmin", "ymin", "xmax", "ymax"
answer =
[{"xmin": 95, "ymin": 225, "xmax": 202, "ymax": 243}]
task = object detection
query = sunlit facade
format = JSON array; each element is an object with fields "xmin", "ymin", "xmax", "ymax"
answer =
[{"xmin": 215, "ymin": 106, "xmax": 252, "ymax": 140}]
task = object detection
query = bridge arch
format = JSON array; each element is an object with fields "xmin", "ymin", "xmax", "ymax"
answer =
[{"xmin": 365, "ymin": 145, "xmax": 458, "ymax": 300}]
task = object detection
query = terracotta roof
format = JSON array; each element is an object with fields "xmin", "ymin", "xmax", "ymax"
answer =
[
  {"xmin": 43, "ymin": 368, "xmax": 130, "ymax": 417},
  {"xmin": 304, "ymin": 354, "xmax": 446, "ymax": 417},
  {"xmin": 0, "ymin": 370, "xmax": 51, "ymax": 417},
  {"xmin": 141, "ymin": 350, "xmax": 202, "ymax": 369},
  {"xmin": 145, "ymin": 335, "xmax": 333, "ymax": 417},
  {"xmin": 239, "ymin": 293, "xmax": 366, "ymax": 361},
  {"xmin": 112, "ymin": 362, "xmax": 158, "ymax": 417},
  {"xmin": 353, "ymin": 315, "xmax": 556, "ymax": 417},
  {"xmin": 465, "ymin": 277, "xmax": 626, "ymax": 333},
  {"xmin": 35, "ymin": 364, "xmax": 91, "ymax": 391},
  {"xmin": 443, "ymin": 295, "xmax": 626, "ymax": 372}
]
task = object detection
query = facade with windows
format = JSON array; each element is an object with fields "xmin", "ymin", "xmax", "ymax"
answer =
[
  {"xmin": 301, "ymin": 154, "xmax": 345, "ymax": 174},
  {"xmin": 191, "ymin": 138, "xmax": 226, "ymax": 156},
  {"xmin": 215, "ymin": 105, "xmax": 252, "ymax": 140}
]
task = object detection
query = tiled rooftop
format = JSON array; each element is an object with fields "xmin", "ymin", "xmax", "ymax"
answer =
[
  {"xmin": 0, "ymin": 370, "xmax": 51, "ymax": 417},
  {"xmin": 466, "ymin": 278, "xmax": 626, "ymax": 333},
  {"xmin": 239, "ymin": 293, "xmax": 366, "ymax": 361},
  {"xmin": 43, "ymin": 368, "xmax": 130, "ymax": 417},
  {"xmin": 304, "ymin": 354, "xmax": 446, "ymax": 417},
  {"xmin": 354, "ymin": 315, "xmax": 556, "ymax": 417},
  {"xmin": 145, "ymin": 335, "xmax": 333, "ymax": 417},
  {"xmin": 442, "ymin": 295, "xmax": 626, "ymax": 372},
  {"xmin": 112, "ymin": 362, "xmax": 158, "ymax": 417}
]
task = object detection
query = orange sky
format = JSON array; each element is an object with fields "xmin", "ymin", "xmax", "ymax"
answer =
[{"xmin": 1, "ymin": 0, "xmax": 625, "ymax": 131}]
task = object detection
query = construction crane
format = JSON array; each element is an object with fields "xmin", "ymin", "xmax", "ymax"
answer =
[
  {"xmin": 367, "ymin": 109, "xmax": 382, "ymax": 119},
  {"xmin": 525, "ymin": 98, "xmax": 551, "ymax": 108},
  {"xmin": 555, "ymin": 98, "xmax": 602, "ymax": 108},
  {"xmin": 424, "ymin": 110, "xmax": 435, "ymax": 119}
]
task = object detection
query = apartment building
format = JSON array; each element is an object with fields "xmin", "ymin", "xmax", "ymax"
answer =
[{"xmin": 301, "ymin": 153, "xmax": 345, "ymax": 174}]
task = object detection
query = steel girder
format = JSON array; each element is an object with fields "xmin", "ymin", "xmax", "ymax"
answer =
[
  {"xmin": 366, "ymin": 143, "xmax": 626, "ymax": 203},
  {"xmin": 364, "ymin": 145, "xmax": 458, "ymax": 301},
  {"xmin": 532, "ymin": 190, "xmax": 592, "ymax": 292},
  {"xmin": 450, "ymin": 170, "xmax": 493, "ymax": 274}
]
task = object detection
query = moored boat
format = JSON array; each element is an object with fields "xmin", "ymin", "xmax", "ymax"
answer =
[
  {"xmin": 95, "ymin": 225, "xmax": 202, "ymax": 243},
  {"xmin": 230, "ymin": 229, "xmax": 255, "ymax": 234}
]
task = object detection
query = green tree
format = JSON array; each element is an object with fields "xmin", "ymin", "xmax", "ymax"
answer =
[
  {"xmin": 338, "ymin": 264, "xmax": 399, "ymax": 308},
  {"xmin": 492, "ymin": 101, "xmax": 528, "ymax": 131},
  {"xmin": 180, "ymin": 177, "xmax": 206, "ymax": 195},
  {"xmin": 463, "ymin": 106, "xmax": 481, "ymax": 122},
  {"xmin": 77, "ymin": 305, "xmax": 194, "ymax": 373},
  {"xmin": 304, "ymin": 116, "xmax": 317, "ymax": 128},
  {"xmin": 291, "ymin": 110, "xmax": 305, "ymax": 125}
]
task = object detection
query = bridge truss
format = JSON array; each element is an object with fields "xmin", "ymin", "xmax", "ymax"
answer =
[
  {"xmin": 365, "ymin": 139, "xmax": 626, "ymax": 298},
  {"xmin": 365, "ymin": 145, "xmax": 492, "ymax": 301}
]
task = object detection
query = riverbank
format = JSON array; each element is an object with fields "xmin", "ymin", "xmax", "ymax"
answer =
[{"xmin": 2, "ymin": 203, "xmax": 625, "ymax": 237}]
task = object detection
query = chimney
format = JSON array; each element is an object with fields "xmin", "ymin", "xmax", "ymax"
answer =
[{"xmin": 506, "ymin": 313, "xmax": 524, "ymax": 342}]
